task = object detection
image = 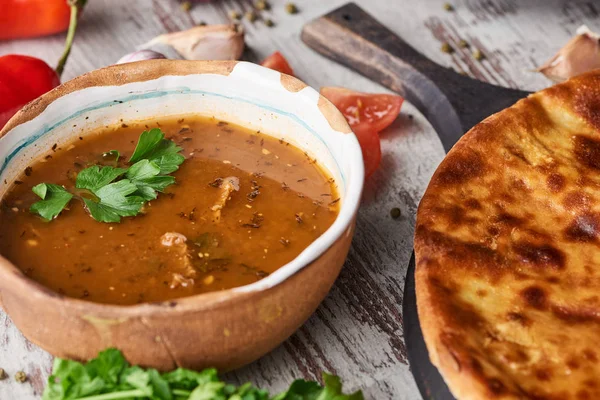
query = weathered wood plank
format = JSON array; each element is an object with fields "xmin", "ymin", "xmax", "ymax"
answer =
[{"xmin": 1, "ymin": 1, "xmax": 599, "ymax": 399}]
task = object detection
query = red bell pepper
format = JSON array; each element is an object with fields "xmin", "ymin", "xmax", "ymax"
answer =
[{"xmin": 0, "ymin": 0, "xmax": 72, "ymax": 40}]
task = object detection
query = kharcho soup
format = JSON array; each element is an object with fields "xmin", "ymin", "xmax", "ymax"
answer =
[{"xmin": 0, "ymin": 117, "xmax": 340, "ymax": 305}]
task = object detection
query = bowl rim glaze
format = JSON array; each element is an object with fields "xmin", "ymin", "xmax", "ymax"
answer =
[{"xmin": 0, "ymin": 59, "xmax": 364, "ymax": 314}]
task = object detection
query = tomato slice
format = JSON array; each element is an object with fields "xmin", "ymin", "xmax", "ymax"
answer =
[
  {"xmin": 354, "ymin": 127, "xmax": 382, "ymax": 178},
  {"xmin": 320, "ymin": 87, "xmax": 403, "ymax": 136},
  {"xmin": 260, "ymin": 51, "xmax": 294, "ymax": 76},
  {"xmin": 321, "ymin": 87, "xmax": 403, "ymax": 177}
]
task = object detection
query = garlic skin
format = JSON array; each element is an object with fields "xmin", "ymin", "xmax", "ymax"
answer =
[
  {"xmin": 116, "ymin": 50, "xmax": 166, "ymax": 65},
  {"xmin": 537, "ymin": 25, "xmax": 600, "ymax": 82},
  {"xmin": 141, "ymin": 24, "xmax": 245, "ymax": 61}
]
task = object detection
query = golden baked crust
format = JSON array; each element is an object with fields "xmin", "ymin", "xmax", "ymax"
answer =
[{"xmin": 414, "ymin": 70, "xmax": 600, "ymax": 400}]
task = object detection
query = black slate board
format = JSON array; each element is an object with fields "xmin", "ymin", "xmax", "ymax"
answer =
[{"xmin": 302, "ymin": 4, "xmax": 531, "ymax": 399}]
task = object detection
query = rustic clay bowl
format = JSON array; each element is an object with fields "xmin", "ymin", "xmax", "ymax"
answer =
[{"xmin": 0, "ymin": 60, "xmax": 364, "ymax": 371}]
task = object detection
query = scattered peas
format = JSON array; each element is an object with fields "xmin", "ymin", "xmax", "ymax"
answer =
[
  {"xmin": 264, "ymin": 18, "xmax": 275, "ymax": 27},
  {"xmin": 390, "ymin": 208, "xmax": 401, "ymax": 219},
  {"xmin": 180, "ymin": 1, "xmax": 192, "ymax": 12},
  {"xmin": 458, "ymin": 39, "xmax": 469, "ymax": 48},
  {"xmin": 0, "ymin": 368, "xmax": 7, "ymax": 380},
  {"xmin": 473, "ymin": 49, "xmax": 485, "ymax": 61},
  {"xmin": 285, "ymin": 2, "xmax": 299, "ymax": 14},
  {"xmin": 245, "ymin": 11, "xmax": 257, "ymax": 22},
  {"xmin": 443, "ymin": 3, "xmax": 454, "ymax": 11},
  {"xmin": 256, "ymin": 0, "xmax": 270, "ymax": 10},
  {"xmin": 15, "ymin": 371, "xmax": 27, "ymax": 383},
  {"xmin": 440, "ymin": 42, "xmax": 454, "ymax": 54},
  {"xmin": 229, "ymin": 10, "xmax": 242, "ymax": 20}
]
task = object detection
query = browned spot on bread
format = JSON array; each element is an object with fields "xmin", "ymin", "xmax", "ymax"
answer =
[
  {"xmin": 535, "ymin": 368, "xmax": 552, "ymax": 381},
  {"xmin": 564, "ymin": 213, "xmax": 600, "ymax": 242},
  {"xmin": 563, "ymin": 192, "xmax": 590, "ymax": 211},
  {"xmin": 487, "ymin": 378, "xmax": 506, "ymax": 395},
  {"xmin": 552, "ymin": 304, "xmax": 600, "ymax": 324},
  {"xmin": 476, "ymin": 289, "xmax": 487, "ymax": 297},
  {"xmin": 521, "ymin": 286, "xmax": 548, "ymax": 310},
  {"xmin": 429, "ymin": 277, "xmax": 484, "ymax": 327},
  {"xmin": 574, "ymin": 136, "xmax": 600, "ymax": 170},
  {"xmin": 506, "ymin": 312, "xmax": 531, "ymax": 327},
  {"xmin": 488, "ymin": 226, "xmax": 500, "ymax": 236},
  {"xmin": 584, "ymin": 379, "xmax": 598, "ymax": 388},
  {"xmin": 546, "ymin": 173, "xmax": 565, "ymax": 193},
  {"xmin": 465, "ymin": 199, "xmax": 482, "ymax": 209},
  {"xmin": 512, "ymin": 242, "xmax": 565, "ymax": 270},
  {"xmin": 492, "ymin": 212, "xmax": 524, "ymax": 228},
  {"xmin": 567, "ymin": 357, "xmax": 580, "ymax": 370},
  {"xmin": 583, "ymin": 349, "xmax": 598, "ymax": 362},
  {"xmin": 416, "ymin": 227, "xmax": 504, "ymax": 274},
  {"xmin": 436, "ymin": 150, "xmax": 485, "ymax": 185},
  {"xmin": 505, "ymin": 145, "xmax": 529, "ymax": 164},
  {"xmin": 578, "ymin": 390, "xmax": 591, "ymax": 400}
]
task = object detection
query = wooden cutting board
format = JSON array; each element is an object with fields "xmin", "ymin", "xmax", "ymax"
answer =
[{"xmin": 302, "ymin": 3, "xmax": 531, "ymax": 399}]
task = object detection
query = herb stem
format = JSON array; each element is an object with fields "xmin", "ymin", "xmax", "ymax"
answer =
[
  {"xmin": 172, "ymin": 389, "xmax": 191, "ymax": 396},
  {"xmin": 56, "ymin": 0, "xmax": 86, "ymax": 78},
  {"xmin": 76, "ymin": 389, "xmax": 146, "ymax": 400}
]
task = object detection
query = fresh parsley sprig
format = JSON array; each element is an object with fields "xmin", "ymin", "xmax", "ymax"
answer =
[
  {"xmin": 42, "ymin": 348, "xmax": 363, "ymax": 400},
  {"xmin": 30, "ymin": 128, "xmax": 184, "ymax": 223}
]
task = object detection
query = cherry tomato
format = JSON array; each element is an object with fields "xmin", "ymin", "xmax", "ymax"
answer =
[
  {"xmin": 260, "ymin": 51, "xmax": 294, "ymax": 76},
  {"xmin": 0, "ymin": 55, "xmax": 60, "ymax": 129}
]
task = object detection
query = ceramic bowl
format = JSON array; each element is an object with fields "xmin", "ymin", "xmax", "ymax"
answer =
[{"xmin": 0, "ymin": 60, "xmax": 364, "ymax": 370}]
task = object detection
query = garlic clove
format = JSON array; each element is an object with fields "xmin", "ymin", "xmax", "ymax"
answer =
[
  {"xmin": 537, "ymin": 25, "xmax": 600, "ymax": 83},
  {"xmin": 116, "ymin": 50, "xmax": 166, "ymax": 65},
  {"xmin": 141, "ymin": 24, "xmax": 245, "ymax": 61}
]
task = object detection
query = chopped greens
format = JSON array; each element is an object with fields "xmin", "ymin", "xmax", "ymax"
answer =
[
  {"xmin": 30, "ymin": 183, "xmax": 74, "ymax": 221},
  {"xmin": 42, "ymin": 349, "xmax": 363, "ymax": 400},
  {"xmin": 30, "ymin": 128, "xmax": 184, "ymax": 223}
]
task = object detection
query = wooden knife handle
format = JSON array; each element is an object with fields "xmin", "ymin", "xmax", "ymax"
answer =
[{"xmin": 301, "ymin": 2, "xmax": 530, "ymax": 150}]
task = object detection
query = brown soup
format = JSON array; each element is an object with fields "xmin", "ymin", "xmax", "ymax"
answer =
[{"xmin": 0, "ymin": 117, "xmax": 339, "ymax": 305}]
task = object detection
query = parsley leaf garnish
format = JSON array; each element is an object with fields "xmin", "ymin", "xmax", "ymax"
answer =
[
  {"xmin": 30, "ymin": 128, "xmax": 184, "ymax": 223},
  {"xmin": 129, "ymin": 128, "xmax": 185, "ymax": 174},
  {"xmin": 29, "ymin": 183, "xmax": 74, "ymax": 221},
  {"xmin": 76, "ymin": 166, "xmax": 127, "ymax": 192},
  {"xmin": 126, "ymin": 159, "xmax": 175, "ymax": 201},
  {"xmin": 42, "ymin": 348, "xmax": 364, "ymax": 400},
  {"xmin": 83, "ymin": 181, "xmax": 145, "ymax": 223}
]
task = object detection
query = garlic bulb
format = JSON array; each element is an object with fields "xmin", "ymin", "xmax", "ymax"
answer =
[
  {"xmin": 537, "ymin": 25, "xmax": 600, "ymax": 82},
  {"xmin": 140, "ymin": 24, "xmax": 245, "ymax": 61}
]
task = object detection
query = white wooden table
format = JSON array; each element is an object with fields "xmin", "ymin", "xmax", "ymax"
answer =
[{"xmin": 1, "ymin": 1, "xmax": 598, "ymax": 398}]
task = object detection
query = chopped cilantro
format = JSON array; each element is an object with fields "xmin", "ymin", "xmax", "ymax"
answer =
[
  {"xmin": 42, "ymin": 348, "xmax": 363, "ymax": 400},
  {"xmin": 30, "ymin": 128, "xmax": 184, "ymax": 223},
  {"xmin": 29, "ymin": 183, "xmax": 73, "ymax": 221}
]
